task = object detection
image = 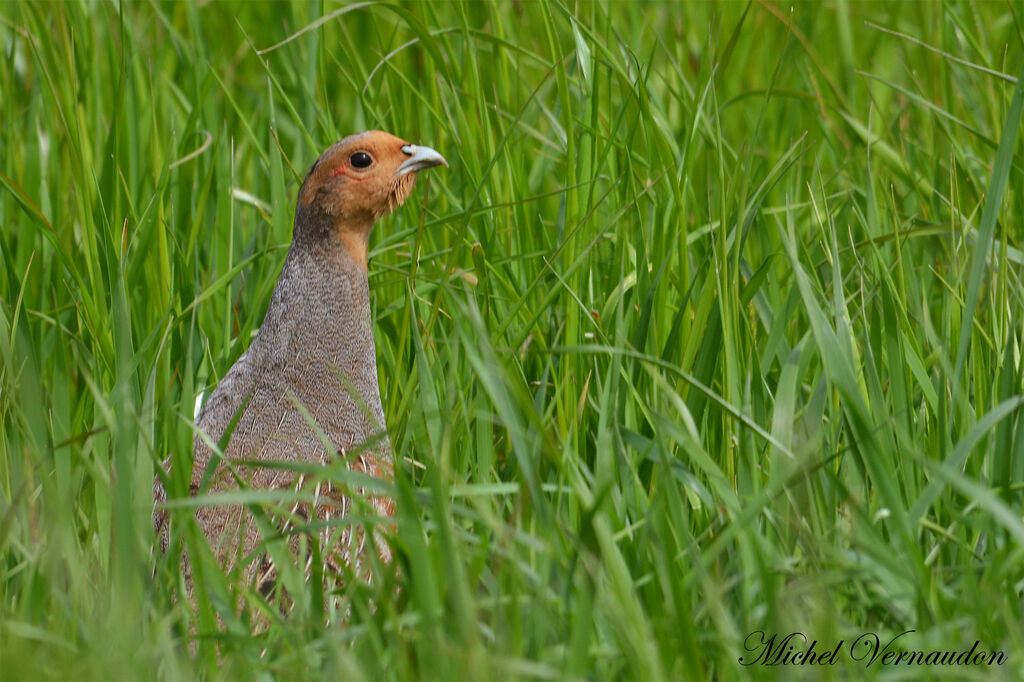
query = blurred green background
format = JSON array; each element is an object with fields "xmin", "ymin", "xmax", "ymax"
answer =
[{"xmin": 2, "ymin": 1, "xmax": 1023, "ymax": 679}]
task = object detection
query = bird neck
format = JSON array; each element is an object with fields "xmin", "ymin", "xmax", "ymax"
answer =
[{"xmin": 293, "ymin": 201, "xmax": 373, "ymax": 270}]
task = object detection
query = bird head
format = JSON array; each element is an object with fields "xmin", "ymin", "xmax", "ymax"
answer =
[{"xmin": 296, "ymin": 130, "xmax": 447, "ymax": 268}]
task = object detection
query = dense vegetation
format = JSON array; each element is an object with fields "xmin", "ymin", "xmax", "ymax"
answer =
[{"xmin": 2, "ymin": 1, "xmax": 1023, "ymax": 679}]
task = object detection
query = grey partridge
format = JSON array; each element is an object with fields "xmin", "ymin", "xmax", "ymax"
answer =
[{"xmin": 154, "ymin": 131, "xmax": 447, "ymax": 598}]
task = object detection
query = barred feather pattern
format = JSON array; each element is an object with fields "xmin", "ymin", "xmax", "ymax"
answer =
[{"xmin": 254, "ymin": 449, "xmax": 396, "ymax": 601}]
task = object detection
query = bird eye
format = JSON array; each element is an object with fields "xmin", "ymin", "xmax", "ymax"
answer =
[{"xmin": 350, "ymin": 152, "xmax": 373, "ymax": 169}]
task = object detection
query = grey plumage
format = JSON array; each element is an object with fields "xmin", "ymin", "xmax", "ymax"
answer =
[{"xmin": 153, "ymin": 131, "xmax": 446, "ymax": 599}]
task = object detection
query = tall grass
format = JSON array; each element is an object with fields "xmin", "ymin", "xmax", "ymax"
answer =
[{"xmin": 2, "ymin": 1, "xmax": 1023, "ymax": 679}]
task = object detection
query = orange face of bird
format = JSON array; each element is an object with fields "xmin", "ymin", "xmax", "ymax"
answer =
[
  {"xmin": 300, "ymin": 131, "xmax": 447, "ymax": 218},
  {"xmin": 298, "ymin": 130, "xmax": 447, "ymax": 267}
]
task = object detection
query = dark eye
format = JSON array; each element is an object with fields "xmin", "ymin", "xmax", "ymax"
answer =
[{"xmin": 350, "ymin": 152, "xmax": 373, "ymax": 169}]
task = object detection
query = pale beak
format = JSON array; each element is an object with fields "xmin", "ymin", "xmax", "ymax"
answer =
[{"xmin": 395, "ymin": 144, "xmax": 448, "ymax": 177}]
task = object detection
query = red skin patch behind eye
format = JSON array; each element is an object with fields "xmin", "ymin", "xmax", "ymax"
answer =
[{"xmin": 331, "ymin": 162, "xmax": 366, "ymax": 180}]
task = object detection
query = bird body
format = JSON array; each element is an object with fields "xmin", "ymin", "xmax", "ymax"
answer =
[{"xmin": 154, "ymin": 131, "xmax": 446, "ymax": 596}]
